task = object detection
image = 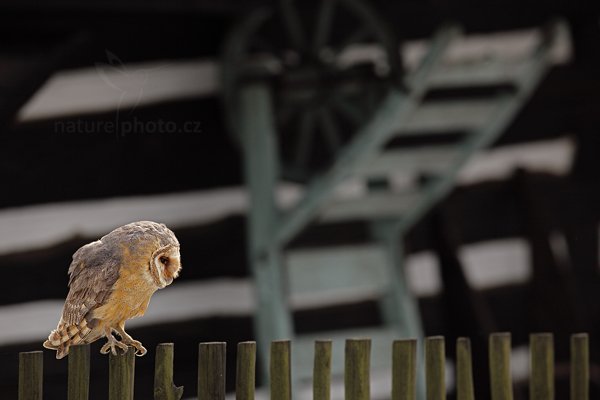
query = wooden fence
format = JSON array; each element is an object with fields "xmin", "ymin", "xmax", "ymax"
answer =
[{"xmin": 18, "ymin": 333, "xmax": 589, "ymax": 400}]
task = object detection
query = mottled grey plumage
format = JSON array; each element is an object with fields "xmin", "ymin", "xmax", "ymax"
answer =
[{"xmin": 61, "ymin": 240, "xmax": 121, "ymax": 326}]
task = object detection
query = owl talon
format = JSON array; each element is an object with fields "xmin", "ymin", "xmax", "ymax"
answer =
[
  {"xmin": 100, "ymin": 337, "xmax": 129, "ymax": 356},
  {"xmin": 123, "ymin": 339, "xmax": 147, "ymax": 357},
  {"xmin": 134, "ymin": 346, "xmax": 147, "ymax": 357}
]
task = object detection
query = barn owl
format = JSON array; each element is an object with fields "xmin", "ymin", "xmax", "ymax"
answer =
[{"xmin": 43, "ymin": 221, "xmax": 181, "ymax": 359}]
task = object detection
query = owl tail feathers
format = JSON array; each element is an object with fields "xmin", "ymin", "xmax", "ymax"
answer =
[
  {"xmin": 43, "ymin": 319, "xmax": 93, "ymax": 359},
  {"xmin": 42, "ymin": 338, "xmax": 69, "ymax": 359}
]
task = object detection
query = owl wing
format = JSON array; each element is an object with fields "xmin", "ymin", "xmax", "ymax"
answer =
[{"xmin": 61, "ymin": 239, "xmax": 122, "ymax": 325}]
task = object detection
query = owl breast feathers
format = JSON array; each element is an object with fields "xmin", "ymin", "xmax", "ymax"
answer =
[{"xmin": 43, "ymin": 221, "xmax": 181, "ymax": 359}]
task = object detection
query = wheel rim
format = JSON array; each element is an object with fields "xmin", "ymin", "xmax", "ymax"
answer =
[{"xmin": 222, "ymin": 0, "xmax": 403, "ymax": 182}]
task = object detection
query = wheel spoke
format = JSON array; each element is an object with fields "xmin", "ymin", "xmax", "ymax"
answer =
[
  {"xmin": 294, "ymin": 110, "xmax": 316, "ymax": 168},
  {"xmin": 313, "ymin": 0, "xmax": 336, "ymax": 54},
  {"xmin": 280, "ymin": 0, "xmax": 308, "ymax": 52},
  {"xmin": 319, "ymin": 107, "xmax": 342, "ymax": 153}
]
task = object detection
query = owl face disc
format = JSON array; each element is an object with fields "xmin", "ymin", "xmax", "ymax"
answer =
[{"xmin": 150, "ymin": 244, "xmax": 181, "ymax": 289}]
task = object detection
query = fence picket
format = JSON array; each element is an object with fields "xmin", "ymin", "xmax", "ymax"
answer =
[
  {"xmin": 198, "ymin": 342, "xmax": 226, "ymax": 400},
  {"xmin": 154, "ymin": 343, "xmax": 184, "ymax": 400},
  {"xmin": 489, "ymin": 333, "xmax": 513, "ymax": 400},
  {"xmin": 456, "ymin": 338, "xmax": 474, "ymax": 400},
  {"xmin": 68, "ymin": 344, "xmax": 90, "ymax": 400},
  {"xmin": 314, "ymin": 340, "xmax": 332, "ymax": 400},
  {"xmin": 109, "ymin": 348, "xmax": 135, "ymax": 400},
  {"xmin": 14, "ymin": 333, "xmax": 593, "ymax": 399},
  {"xmin": 425, "ymin": 336, "xmax": 445, "ymax": 400},
  {"xmin": 345, "ymin": 339, "xmax": 371, "ymax": 400},
  {"xmin": 270, "ymin": 340, "xmax": 292, "ymax": 400},
  {"xmin": 18, "ymin": 351, "xmax": 43, "ymax": 400},
  {"xmin": 570, "ymin": 333, "xmax": 589, "ymax": 400},
  {"xmin": 236, "ymin": 342, "xmax": 256, "ymax": 400},
  {"xmin": 392, "ymin": 339, "xmax": 417, "ymax": 400},
  {"xmin": 530, "ymin": 333, "xmax": 554, "ymax": 400}
]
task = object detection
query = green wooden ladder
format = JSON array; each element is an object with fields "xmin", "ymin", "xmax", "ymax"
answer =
[{"xmin": 233, "ymin": 15, "xmax": 569, "ymax": 395}]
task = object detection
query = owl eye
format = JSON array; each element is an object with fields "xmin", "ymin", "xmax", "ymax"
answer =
[{"xmin": 159, "ymin": 256, "xmax": 169, "ymax": 266}]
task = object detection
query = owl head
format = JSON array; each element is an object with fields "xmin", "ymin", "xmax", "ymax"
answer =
[
  {"xmin": 149, "ymin": 244, "xmax": 181, "ymax": 289},
  {"xmin": 104, "ymin": 221, "xmax": 182, "ymax": 289}
]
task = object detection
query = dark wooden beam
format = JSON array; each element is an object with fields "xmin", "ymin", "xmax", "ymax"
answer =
[
  {"xmin": 0, "ymin": 32, "xmax": 91, "ymax": 130},
  {"xmin": 0, "ymin": 1, "xmax": 597, "ymax": 65},
  {"xmin": 2, "ymin": 98, "xmax": 242, "ymax": 208},
  {"xmin": 5, "ymin": 64, "xmax": 599, "ymax": 209},
  {"xmin": 430, "ymin": 203, "xmax": 496, "ymax": 400}
]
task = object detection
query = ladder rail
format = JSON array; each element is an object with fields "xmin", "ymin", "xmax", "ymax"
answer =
[
  {"xmin": 237, "ymin": 17, "xmax": 569, "ymax": 391},
  {"xmin": 394, "ymin": 19, "xmax": 568, "ymax": 237},
  {"xmin": 275, "ymin": 24, "xmax": 462, "ymax": 246},
  {"xmin": 240, "ymin": 84, "xmax": 294, "ymax": 373}
]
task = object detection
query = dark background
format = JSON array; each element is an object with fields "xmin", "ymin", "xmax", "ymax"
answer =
[{"xmin": 0, "ymin": 1, "xmax": 599, "ymax": 399}]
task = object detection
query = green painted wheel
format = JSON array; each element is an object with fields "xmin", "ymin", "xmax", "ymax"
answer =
[{"xmin": 222, "ymin": 0, "xmax": 403, "ymax": 181}]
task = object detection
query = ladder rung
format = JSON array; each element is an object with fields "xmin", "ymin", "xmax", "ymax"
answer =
[
  {"xmin": 358, "ymin": 145, "xmax": 458, "ymax": 177},
  {"xmin": 428, "ymin": 60, "xmax": 526, "ymax": 88},
  {"xmin": 319, "ymin": 192, "xmax": 417, "ymax": 223},
  {"xmin": 286, "ymin": 244, "xmax": 388, "ymax": 301},
  {"xmin": 400, "ymin": 98, "xmax": 502, "ymax": 133}
]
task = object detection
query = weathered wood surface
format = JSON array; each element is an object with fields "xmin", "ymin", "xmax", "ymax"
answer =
[
  {"xmin": 456, "ymin": 338, "xmax": 475, "ymax": 400},
  {"xmin": 235, "ymin": 342, "xmax": 255, "ymax": 400},
  {"xmin": 154, "ymin": 343, "xmax": 183, "ymax": 400},
  {"xmin": 270, "ymin": 340, "xmax": 291, "ymax": 400},
  {"xmin": 68, "ymin": 345, "xmax": 90, "ymax": 400},
  {"xmin": 571, "ymin": 333, "xmax": 589, "ymax": 400},
  {"xmin": 198, "ymin": 342, "xmax": 226, "ymax": 400},
  {"xmin": 313, "ymin": 340, "xmax": 332, "ymax": 400},
  {"xmin": 345, "ymin": 339, "xmax": 371, "ymax": 400},
  {"xmin": 489, "ymin": 333, "xmax": 513, "ymax": 400},
  {"xmin": 392, "ymin": 339, "xmax": 417, "ymax": 400},
  {"xmin": 18, "ymin": 351, "xmax": 43, "ymax": 400},
  {"xmin": 425, "ymin": 336, "xmax": 445, "ymax": 400},
  {"xmin": 530, "ymin": 333, "xmax": 554, "ymax": 400},
  {"xmin": 15, "ymin": 333, "xmax": 595, "ymax": 400},
  {"xmin": 109, "ymin": 348, "xmax": 135, "ymax": 400}
]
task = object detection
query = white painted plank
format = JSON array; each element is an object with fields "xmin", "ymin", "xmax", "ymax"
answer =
[
  {"xmin": 400, "ymin": 98, "xmax": 500, "ymax": 133},
  {"xmin": 457, "ymin": 136, "xmax": 575, "ymax": 184},
  {"xmin": 0, "ymin": 184, "xmax": 302, "ymax": 255},
  {"xmin": 319, "ymin": 192, "xmax": 417, "ymax": 222},
  {"xmin": 428, "ymin": 60, "xmax": 526, "ymax": 87},
  {"xmin": 459, "ymin": 238, "xmax": 531, "ymax": 288},
  {"xmin": 359, "ymin": 145, "xmax": 458, "ymax": 176},
  {"xmin": 18, "ymin": 58, "xmax": 219, "ymax": 121}
]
